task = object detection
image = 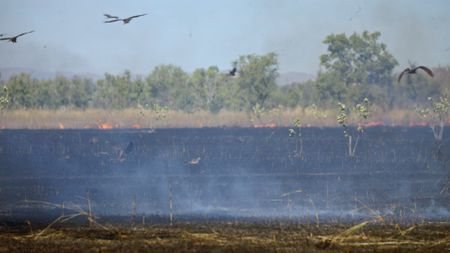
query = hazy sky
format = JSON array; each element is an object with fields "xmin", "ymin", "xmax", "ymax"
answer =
[{"xmin": 1, "ymin": 0, "xmax": 450, "ymax": 76}]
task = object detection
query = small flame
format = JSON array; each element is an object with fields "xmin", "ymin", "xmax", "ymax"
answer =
[
  {"xmin": 409, "ymin": 121, "xmax": 428, "ymax": 127},
  {"xmin": 365, "ymin": 121, "xmax": 383, "ymax": 127},
  {"xmin": 58, "ymin": 123, "xmax": 65, "ymax": 129},
  {"xmin": 98, "ymin": 123, "xmax": 113, "ymax": 129}
]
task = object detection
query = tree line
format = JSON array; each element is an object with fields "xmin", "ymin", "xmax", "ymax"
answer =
[{"xmin": 1, "ymin": 31, "xmax": 449, "ymax": 113}]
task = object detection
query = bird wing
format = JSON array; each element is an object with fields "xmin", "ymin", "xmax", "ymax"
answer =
[
  {"xmin": 0, "ymin": 37, "xmax": 10, "ymax": 41},
  {"xmin": 104, "ymin": 19, "xmax": 122, "ymax": 23},
  {"xmin": 15, "ymin": 30, "xmax": 34, "ymax": 38},
  {"xmin": 416, "ymin": 66, "xmax": 434, "ymax": 77},
  {"xmin": 124, "ymin": 142, "xmax": 134, "ymax": 154},
  {"xmin": 127, "ymin": 13, "xmax": 147, "ymax": 20},
  {"xmin": 397, "ymin": 68, "xmax": 409, "ymax": 83},
  {"xmin": 104, "ymin": 13, "xmax": 119, "ymax": 19}
]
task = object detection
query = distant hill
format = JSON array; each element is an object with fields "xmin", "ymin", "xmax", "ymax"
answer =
[
  {"xmin": 277, "ymin": 71, "xmax": 315, "ymax": 86},
  {"xmin": 0, "ymin": 67, "xmax": 100, "ymax": 81}
]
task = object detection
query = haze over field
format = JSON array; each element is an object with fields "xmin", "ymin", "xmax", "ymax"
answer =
[{"xmin": 1, "ymin": 0, "xmax": 450, "ymax": 77}]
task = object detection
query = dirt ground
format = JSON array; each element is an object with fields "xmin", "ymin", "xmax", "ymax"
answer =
[{"xmin": 0, "ymin": 220, "xmax": 449, "ymax": 253}]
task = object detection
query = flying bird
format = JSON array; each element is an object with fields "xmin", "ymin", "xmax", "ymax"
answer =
[
  {"xmin": 398, "ymin": 65, "xmax": 434, "ymax": 83},
  {"xmin": 228, "ymin": 67, "xmax": 237, "ymax": 76},
  {"xmin": 117, "ymin": 141, "xmax": 134, "ymax": 162},
  {"xmin": 123, "ymin": 141, "xmax": 134, "ymax": 154},
  {"xmin": 0, "ymin": 30, "xmax": 34, "ymax": 43},
  {"xmin": 187, "ymin": 157, "xmax": 201, "ymax": 166},
  {"xmin": 104, "ymin": 14, "xmax": 148, "ymax": 24}
]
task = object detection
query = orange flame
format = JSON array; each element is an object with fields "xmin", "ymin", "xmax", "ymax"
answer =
[
  {"xmin": 365, "ymin": 121, "xmax": 383, "ymax": 127},
  {"xmin": 98, "ymin": 123, "xmax": 113, "ymax": 129},
  {"xmin": 131, "ymin": 124, "xmax": 141, "ymax": 129},
  {"xmin": 58, "ymin": 123, "xmax": 65, "ymax": 129},
  {"xmin": 409, "ymin": 121, "xmax": 428, "ymax": 127}
]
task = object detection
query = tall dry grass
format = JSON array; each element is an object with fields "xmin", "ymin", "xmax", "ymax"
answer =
[{"xmin": 0, "ymin": 107, "xmax": 447, "ymax": 129}]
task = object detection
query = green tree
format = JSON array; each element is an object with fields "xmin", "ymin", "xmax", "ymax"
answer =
[
  {"xmin": 93, "ymin": 73, "xmax": 116, "ymax": 108},
  {"xmin": 70, "ymin": 76, "xmax": 95, "ymax": 108},
  {"xmin": 0, "ymin": 86, "xmax": 10, "ymax": 111},
  {"xmin": 52, "ymin": 76, "xmax": 73, "ymax": 108},
  {"xmin": 131, "ymin": 77, "xmax": 146, "ymax": 107},
  {"xmin": 233, "ymin": 52, "xmax": 279, "ymax": 111},
  {"xmin": 33, "ymin": 79, "xmax": 54, "ymax": 108},
  {"xmin": 189, "ymin": 66, "xmax": 230, "ymax": 113},
  {"xmin": 272, "ymin": 80, "xmax": 317, "ymax": 108},
  {"xmin": 6, "ymin": 73, "xmax": 37, "ymax": 108},
  {"xmin": 95, "ymin": 70, "xmax": 138, "ymax": 108},
  {"xmin": 145, "ymin": 64, "xmax": 189, "ymax": 109},
  {"xmin": 318, "ymin": 31, "xmax": 398, "ymax": 108}
]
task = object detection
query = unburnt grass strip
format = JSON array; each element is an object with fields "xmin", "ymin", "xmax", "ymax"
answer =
[{"xmin": 0, "ymin": 219, "xmax": 449, "ymax": 253}]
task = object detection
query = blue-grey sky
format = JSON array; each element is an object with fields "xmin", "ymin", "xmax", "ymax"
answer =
[{"xmin": 1, "ymin": 0, "xmax": 450, "ymax": 76}]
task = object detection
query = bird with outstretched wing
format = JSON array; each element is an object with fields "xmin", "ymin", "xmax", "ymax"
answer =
[
  {"xmin": 398, "ymin": 65, "xmax": 434, "ymax": 83},
  {"xmin": 104, "ymin": 13, "xmax": 148, "ymax": 24},
  {"xmin": 122, "ymin": 14, "xmax": 148, "ymax": 24},
  {"xmin": 187, "ymin": 157, "xmax": 201, "ymax": 166},
  {"xmin": 0, "ymin": 30, "xmax": 34, "ymax": 43},
  {"xmin": 228, "ymin": 67, "xmax": 237, "ymax": 76},
  {"xmin": 117, "ymin": 141, "xmax": 134, "ymax": 162}
]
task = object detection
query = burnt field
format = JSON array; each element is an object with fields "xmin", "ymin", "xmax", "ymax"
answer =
[{"xmin": 0, "ymin": 126, "xmax": 449, "ymax": 252}]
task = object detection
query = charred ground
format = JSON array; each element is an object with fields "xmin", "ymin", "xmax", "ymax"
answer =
[{"xmin": 0, "ymin": 127, "xmax": 449, "ymax": 252}]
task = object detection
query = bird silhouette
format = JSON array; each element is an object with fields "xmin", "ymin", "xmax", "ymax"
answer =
[
  {"xmin": 398, "ymin": 65, "xmax": 434, "ymax": 83},
  {"xmin": 0, "ymin": 30, "xmax": 34, "ymax": 43},
  {"xmin": 228, "ymin": 67, "xmax": 237, "ymax": 76},
  {"xmin": 104, "ymin": 14, "xmax": 148, "ymax": 24},
  {"xmin": 124, "ymin": 141, "xmax": 134, "ymax": 154}
]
